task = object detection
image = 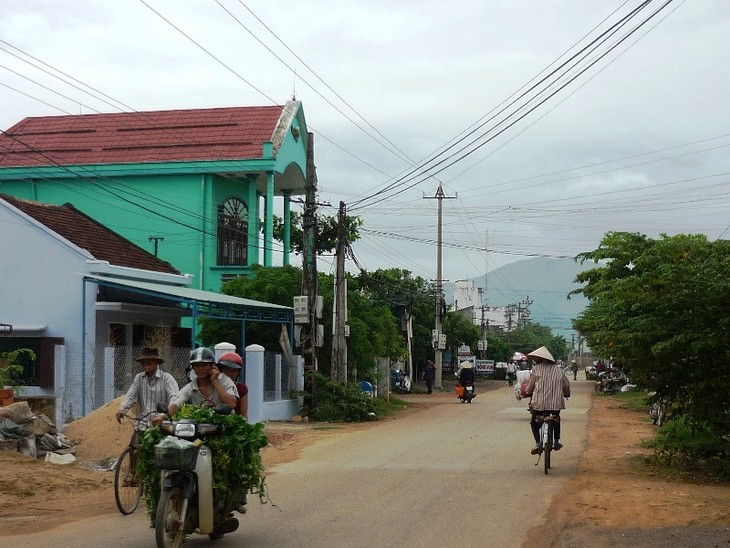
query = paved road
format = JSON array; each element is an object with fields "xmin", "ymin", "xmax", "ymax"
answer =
[{"xmin": 7, "ymin": 379, "xmax": 593, "ymax": 547}]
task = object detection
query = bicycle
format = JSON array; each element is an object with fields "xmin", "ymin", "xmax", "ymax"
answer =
[
  {"xmin": 114, "ymin": 413, "xmax": 152, "ymax": 515},
  {"xmin": 533, "ymin": 412, "xmax": 560, "ymax": 475}
]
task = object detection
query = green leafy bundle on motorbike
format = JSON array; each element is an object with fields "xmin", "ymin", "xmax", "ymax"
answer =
[{"xmin": 136, "ymin": 404, "xmax": 269, "ymax": 526}]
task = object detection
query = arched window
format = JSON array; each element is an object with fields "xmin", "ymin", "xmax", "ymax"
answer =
[{"xmin": 217, "ymin": 197, "xmax": 248, "ymax": 266}]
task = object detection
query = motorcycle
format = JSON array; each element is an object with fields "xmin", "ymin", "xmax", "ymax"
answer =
[
  {"xmin": 457, "ymin": 383, "xmax": 475, "ymax": 403},
  {"xmin": 153, "ymin": 404, "xmax": 245, "ymax": 548},
  {"xmin": 394, "ymin": 369, "xmax": 412, "ymax": 394},
  {"xmin": 595, "ymin": 370, "xmax": 627, "ymax": 394},
  {"xmin": 647, "ymin": 391, "xmax": 669, "ymax": 426}
]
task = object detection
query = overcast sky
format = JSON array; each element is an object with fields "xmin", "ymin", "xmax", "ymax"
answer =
[{"xmin": 2, "ymin": 0, "xmax": 729, "ymax": 297}]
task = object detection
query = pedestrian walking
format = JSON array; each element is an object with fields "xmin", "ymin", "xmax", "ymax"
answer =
[
  {"xmin": 571, "ymin": 359, "xmax": 578, "ymax": 381},
  {"xmin": 423, "ymin": 360, "xmax": 436, "ymax": 394}
]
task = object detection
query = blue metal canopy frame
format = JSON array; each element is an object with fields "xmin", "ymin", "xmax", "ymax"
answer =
[{"xmin": 81, "ymin": 275, "xmax": 295, "ymax": 415}]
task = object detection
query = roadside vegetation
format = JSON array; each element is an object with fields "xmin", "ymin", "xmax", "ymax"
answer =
[
  {"xmin": 573, "ymin": 232, "xmax": 730, "ymax": 480},
  {"xmin": 199, "ymin": 263, "xmax": 567, "ymax": 423}
]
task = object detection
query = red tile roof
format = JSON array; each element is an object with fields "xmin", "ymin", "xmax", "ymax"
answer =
[
  {"xmin": 1, "ymin": 194, "xmax": 179, "ymax": 274},
  {"xmin": 0, "ymin": 106, "xmax": 286, "ymax": 167}
]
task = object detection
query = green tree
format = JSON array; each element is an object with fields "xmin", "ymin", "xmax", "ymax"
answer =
[
  {"xmin": 272, "ymin": 212, "xmax": 363, "ymax": 255},
  {"xmin": 199, "ymin": 264, "xmax": 302, "ymax": 351},
  {"xmin": 444, "ymin": 311, "xmax": 481, "ymax": 359},
  {"xmin": 572, "ymin": 232, "xmax": 730, "ymax": 442},
  {"xmin": 500, "ymin": 324, "xmax": 568, "ymax": 360},
  {"xmin": 355, "ymin": 268, "xmax": 434, "ymax": 377},
  {"xmin": 200, "ymin": 265, "xmax": 406, "ymax": 383}
]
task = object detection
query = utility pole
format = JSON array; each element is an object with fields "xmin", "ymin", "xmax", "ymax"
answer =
[
  {"xmin": 478, "ymin": 306, "xmax": 489, "ymax": 359},
  {"xmin": 301, "ymin": 132, "xmax": 318, "ymax": 371},
  {"xmin": 331, "ymin": 201, "xmax": 348, "ymax": 383},
  {"xmin": 424, "ymin": 184, "xmax": 456, "ymax": 388},
  {"xmin": 517, "ymin": 296, "xmax": 533, "ymax": 328}
]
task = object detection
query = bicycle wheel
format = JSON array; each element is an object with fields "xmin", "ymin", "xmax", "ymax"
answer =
[
  {"xmin": 544, "ymin": 423, "xmax": 552, "ymax": 474},
  {"xmin": 114, "ymin": 446, "xmax": 143, "ymax": 515}
]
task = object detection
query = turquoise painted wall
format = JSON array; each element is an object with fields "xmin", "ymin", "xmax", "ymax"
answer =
[
  {"xmin": 0, "ymin": 173, "xmax": 256, "ymax": 291},
  {"xmin": 0, "ymin": 104, "xmax": 310, "ymax": 293}
]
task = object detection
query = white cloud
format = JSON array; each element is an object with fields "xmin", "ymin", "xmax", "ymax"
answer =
[{"xmin": 2, "ymin": 0, "xmax": 730, "ymax": 296}]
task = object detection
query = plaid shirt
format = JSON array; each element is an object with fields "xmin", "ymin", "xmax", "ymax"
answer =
[{"xmin": 527, "ymin": 363, "xmax": 570, "ymax": 411}]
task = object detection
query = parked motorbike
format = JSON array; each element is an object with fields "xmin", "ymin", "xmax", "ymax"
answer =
[
  {"xmin": 394, "ymin": 369, "xmax": 412, "ymax": 394},
  {"xmin": 153, "ymin": 404, "xmax": 244, "ymax": 548},
  {"xmin": 595, "ymin": 370, "xmax": 627, "ymax": 394},
  {"xmin": 647, "ymin": 391, "xmax": 669, "ymax": 426},
  {"xmin": 457, "ymin": 383, "xmax": 475, "ymax": 403}
]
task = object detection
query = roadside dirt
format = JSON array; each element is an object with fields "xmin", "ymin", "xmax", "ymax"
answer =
[{"xmin": 0, "ymin": 387, "xmax": 728, "ymax": 546}]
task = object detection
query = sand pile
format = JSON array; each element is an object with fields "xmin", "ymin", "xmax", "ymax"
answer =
[{"xmin": 63, "ymin": 395, "xmax": 133, "ymax": 463}]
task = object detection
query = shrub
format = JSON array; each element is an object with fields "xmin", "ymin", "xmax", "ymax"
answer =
[
  {"xmin": 298, "ymin": 371, "xmax": 382, "ymax": 422},
  {"xmin": 646, "ymin": 416, "xmax": 730, "ymax": 481}
]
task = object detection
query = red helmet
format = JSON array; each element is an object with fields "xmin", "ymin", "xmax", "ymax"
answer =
[{"xmin": 218, "ymin": 351, "xmax": 243, "ymax": 370}]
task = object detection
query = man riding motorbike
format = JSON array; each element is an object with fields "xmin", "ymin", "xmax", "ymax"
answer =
[{"xmin": 168, "ymin": 347, "xmax": 238, "ymax": 414}]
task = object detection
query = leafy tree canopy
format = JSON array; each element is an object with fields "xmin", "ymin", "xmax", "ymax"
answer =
[
  {"xmin": 272, "ymin": 212, "xmax": 363, "ymax": 255},
  {"xmin": 572, "ymin": 231, "xmax": 730, "ymax": 439}
]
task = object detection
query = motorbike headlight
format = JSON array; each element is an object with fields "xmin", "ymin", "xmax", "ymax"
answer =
[{"xmin": 173, "ymin": 422, "xmax": 197, "ymax": 438}]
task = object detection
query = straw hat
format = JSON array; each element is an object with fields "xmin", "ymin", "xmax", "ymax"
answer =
[
  {"xmin": 527, "ymin": 346, "xmax": 555, "ymax": 363},
  {"xmin": 136, "ymin": 347, "xmax": 164, "ymax": 364},
  {"xmin": 460, "ymin": 361, "xmax": 473, "ymax": 369}
]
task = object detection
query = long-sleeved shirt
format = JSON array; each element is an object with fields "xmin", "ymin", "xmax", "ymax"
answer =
[
  {"xmin": 527, "ymin": 363, "xmax": 570, "ymax": 411},
  {"xmin": 119, "ymin": 368, "xmax": 180, "ymax": 430}
]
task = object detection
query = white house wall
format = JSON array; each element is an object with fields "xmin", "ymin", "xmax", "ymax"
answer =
[{"xmin": 0, "ymin": 202, "xmax": 95, "ymax": 427}]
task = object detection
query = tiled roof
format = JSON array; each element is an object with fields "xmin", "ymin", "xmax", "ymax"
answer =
[
  {"xmin": 1, "ymin": 194, "xmax": 179, "ymax": 274},
  {"xmin": 0, "ymin": 105, "xmax": 286, "ymax": 168}
]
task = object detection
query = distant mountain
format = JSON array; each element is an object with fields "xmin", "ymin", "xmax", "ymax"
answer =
[{"xmin": 445, "ymin": 257, "xmax": 593, "ymax": 339}]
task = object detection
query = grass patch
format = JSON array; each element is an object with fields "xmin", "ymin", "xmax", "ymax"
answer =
[
  {"xmin": 644, "ymin": 416, "xmax": 730, "ymax": 483},
  {"xmin": 607, "ymin": 388, "xmax": 648, "ymax": 411}
]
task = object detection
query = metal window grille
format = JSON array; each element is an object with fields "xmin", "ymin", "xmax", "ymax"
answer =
[{"xmin": 217, "ymin": 212, "xmax": 247, "ymax": 266}]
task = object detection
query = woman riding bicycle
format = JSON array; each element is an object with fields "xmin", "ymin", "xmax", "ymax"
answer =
[{"xmin": 526, "ymin": 346, "xmax": 570, "ymax": 455}]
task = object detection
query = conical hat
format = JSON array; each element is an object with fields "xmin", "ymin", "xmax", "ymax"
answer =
[{"xmin": 527, "ymin": 346, "xmax": 555, "ymax": 363}]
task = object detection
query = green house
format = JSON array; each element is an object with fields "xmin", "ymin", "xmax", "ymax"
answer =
[{"xmin": 0, "ymin": 100, "xmax": 313, "ymax": 291}]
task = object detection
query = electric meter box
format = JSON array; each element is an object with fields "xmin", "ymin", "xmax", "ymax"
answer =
[{"xmin": 294, "ymin": 296, "xmax": 309, "ymax": 324}]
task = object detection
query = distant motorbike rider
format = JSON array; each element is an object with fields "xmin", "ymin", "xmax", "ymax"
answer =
[{"xmin": 457, "ymin": 361, "xmax": 476, "ymax": 392}]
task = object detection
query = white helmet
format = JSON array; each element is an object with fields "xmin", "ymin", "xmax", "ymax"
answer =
[{"xmin": 189, "ymin": 347, "xmax": 216, "ymax": 364}]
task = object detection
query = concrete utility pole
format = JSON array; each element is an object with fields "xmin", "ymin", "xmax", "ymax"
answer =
[
  {"xmin": 331, "ymin": 201, "xmax": 348, "ymax": 383},
  {"xmin": 301, "ymin": 133, "xmax": 319, "ymax": 371},
  {"xmin": 424, "ymin": 184, "xmax": 456, "ymax": 388},
  {"xmin": 517, "ymin": 296, "xmax": 533, "ymax": 328}
]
